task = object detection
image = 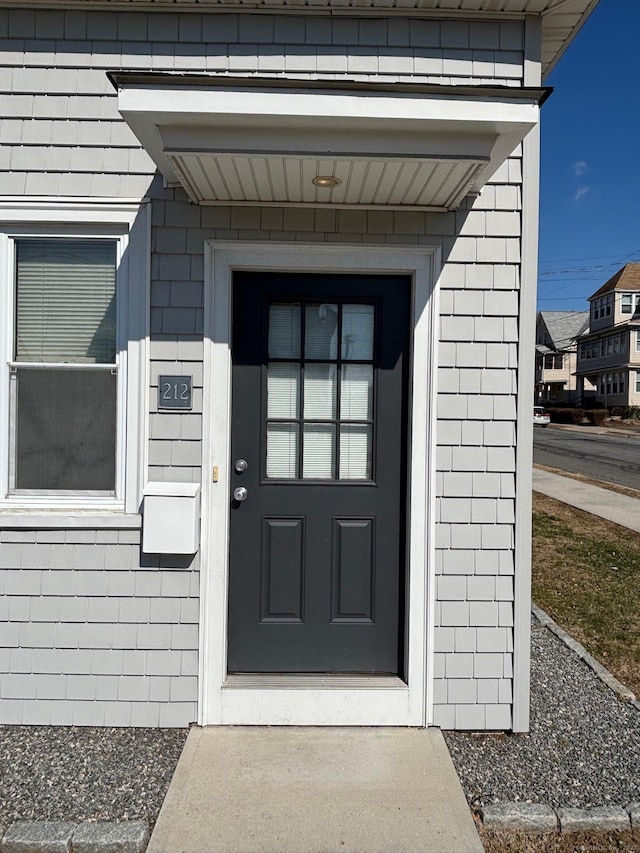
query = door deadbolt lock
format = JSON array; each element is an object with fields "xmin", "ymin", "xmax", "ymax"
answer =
[
  {"xmin": 233, "ymin": 486, "xmax": 248, "ymax": 502},
  {"xmin": 235, "ymin": 459, "xmax": 248, "ymax": 473}
]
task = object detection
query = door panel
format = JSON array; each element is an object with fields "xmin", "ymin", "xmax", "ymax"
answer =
[{"xmin": 228, "ymin": 272, "xmax": 409, "ymax": 673}]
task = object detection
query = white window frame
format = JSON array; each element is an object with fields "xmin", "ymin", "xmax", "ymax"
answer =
[
  {"xmin": 635, "ymin": 371, "xmax": 640, "ymax": 394},
  {"xmin": 0, "ymin": 200, "xmax": 149, "ymax": 519},
  {"xmin": 636, "ymin": 330, "xmax": 640, "ymax": 353}
]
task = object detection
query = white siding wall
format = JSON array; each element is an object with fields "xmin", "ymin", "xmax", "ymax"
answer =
[{"xmin": 0, "ymin": 8, "xmax": 526, "ymax": 728}]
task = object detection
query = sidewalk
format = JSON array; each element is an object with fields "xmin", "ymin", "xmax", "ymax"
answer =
[
  {"xmin": 532, "ymin": 466, "xmax": 640, "ymax": 534},
  {"xmin": 147, "ymin": 726, "xmax": 484, "ymax": 853}
]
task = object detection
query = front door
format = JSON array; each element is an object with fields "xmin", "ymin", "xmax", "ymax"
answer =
[{"xmin": 228, "ymin": 272, "xmax": 409, "ymax": 674}]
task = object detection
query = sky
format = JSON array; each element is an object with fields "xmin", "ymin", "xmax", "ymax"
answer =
[{"xmin": 537, "ymin": 0, "xmax": 640, "ymax": 315}]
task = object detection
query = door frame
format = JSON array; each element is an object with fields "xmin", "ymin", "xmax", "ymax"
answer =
[{"xmin": 200, "ymin": 241, "xmax": 441, "ymax": 726}]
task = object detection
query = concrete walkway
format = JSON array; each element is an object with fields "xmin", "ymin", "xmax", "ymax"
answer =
[
  {"xmin": 533, "ymin": 467, "xmax": 640, "ymax": 533},
  {"xmin": 147, "ymin": 726, "xmax": 484, "ymax": 853}
]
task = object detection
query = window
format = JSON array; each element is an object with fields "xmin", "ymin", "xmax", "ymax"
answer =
[
  {"xmin": 636, "ymin": 372, "xmax": 640, "ymax": 394},
  {"xmin": 636, "ymin": 330, "xmax": 640, "ymax": 353},
  {"xmin": 592, "ymin": 294, "xmax": 613, "ymax": 320},
  {"xmin": 0, "ymin": 202, "xmax": 148, "ymax": 512},
  {"xmin": 266, "ymin": 301, "xmax": 375, "ymax": 481},
  {"xmin": 543, "ymin": 353, "xmax": 563, "ymax": 370},
  {"xmin": 11, "ymin": 240, "xmax": 117, "ymax": 492},
  {"xmin": 622, "ymin": 294, "xmax": 633, "ymax": 314}
]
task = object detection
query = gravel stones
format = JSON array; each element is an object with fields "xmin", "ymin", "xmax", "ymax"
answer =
[
  {"xmin": 444, "ymin": 616, "xmax": 640, "ymax": 811},
  {"xmin": 0, "ymin": 727, "xmax": 187, "ymax": 832}
]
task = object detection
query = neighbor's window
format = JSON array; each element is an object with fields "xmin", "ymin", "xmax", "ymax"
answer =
[
  {"xmin": 622, "ymin": 294, "xmax": 633, "ymax": 314},
  {"xmin": 10, "ymin": 239, "xmax": 118, "ymax": 492},
  {"xmin": 543, "ymin": 354, "xmax": 563, "ymax": 370}
]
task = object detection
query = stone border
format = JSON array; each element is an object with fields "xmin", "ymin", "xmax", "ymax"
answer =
[
  {"xmin": 477, "ymin": 610, "xmax": 640, "ymax": 834},
  {"xmin": 480, "ymin": 802, "xmax": 639, "ymax": 835},
  {"xmin": 532, "ymin": 604, "xmax": 640, "ymax": 711},
  {"xmin": 0, "ymin": 820, "xmax": 149, "ymax": 853}
]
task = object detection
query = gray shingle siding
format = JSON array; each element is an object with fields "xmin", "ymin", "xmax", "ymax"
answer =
[
  {"xmin": 0, "ymin": 8, "xmax": 525, "ymax": 728},
  {"xmin": 0, "ymin": 527, "xmax": 199, "ymax": 726},
  {"xmin": 0, "ymin": 10, "xmax": 522, "ymax": 197}
]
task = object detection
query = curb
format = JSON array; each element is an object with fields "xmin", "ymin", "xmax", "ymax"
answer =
[
  {"xmin": 532, "ymin": 604, "xmax": 640, "ymax": 711},
  {"xmin": 480, "ymin": 803, "xmax": 638, "ymax": 835},
  {"xmin": 478, "ymin": 611, "xmax": 640, "ymax": 834},
  {"xmin": 0, "ymin": 820, "xmax": 149, "ymax": 853}
]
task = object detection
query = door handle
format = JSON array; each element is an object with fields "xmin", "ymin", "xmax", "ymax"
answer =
[{"xmin": 233, "ymin": 486, "xmax": 248, "ymax": 502}]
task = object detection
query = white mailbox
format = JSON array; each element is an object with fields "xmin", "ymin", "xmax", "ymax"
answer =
[{"xmin": 142, "ymin": 482, "xmax": 201, "ymax": 554}]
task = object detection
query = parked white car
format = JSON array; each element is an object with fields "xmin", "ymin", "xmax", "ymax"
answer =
[{"xmin": 533, "ymin": 406, "xmax": 551, "ymax": 427}]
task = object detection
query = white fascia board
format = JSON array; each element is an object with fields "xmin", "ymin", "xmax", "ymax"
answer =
[{"xmin": 118, "ymin": 85, "xmax": 539, "ymax": 125}]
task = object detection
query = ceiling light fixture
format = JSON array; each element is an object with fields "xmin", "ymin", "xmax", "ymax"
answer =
[{"xmin": 312, "ymin": 175, "xmax": 342, "ymax": 189}]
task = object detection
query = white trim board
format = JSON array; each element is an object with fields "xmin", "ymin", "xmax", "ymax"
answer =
[{"xmin": 199, "ymin": 241, "xmax": 440, "ymax": 726}]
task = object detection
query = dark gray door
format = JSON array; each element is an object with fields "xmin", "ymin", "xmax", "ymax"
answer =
[{"xmin": 228, "ymin": 273, "xmax": 409, "ymax": 673}]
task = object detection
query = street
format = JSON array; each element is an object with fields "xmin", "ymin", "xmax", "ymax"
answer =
[{"xmin": 533, "ymin": 426, "xmax": 640, "ymax": 491}]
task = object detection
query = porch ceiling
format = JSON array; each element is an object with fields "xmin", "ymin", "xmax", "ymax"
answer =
[{"xmin": 113, "ymin": 75, "xmax": 546, "ymax": 211}]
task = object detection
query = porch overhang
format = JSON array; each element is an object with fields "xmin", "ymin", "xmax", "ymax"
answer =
[{"xmin": 112, "ymin": 74, "xmax": 547, "ymax": 212}]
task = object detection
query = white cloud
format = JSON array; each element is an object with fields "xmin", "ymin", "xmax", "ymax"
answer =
[
  {"xmin": 574, "ymin": 186, "xmax": 590, "ymax": 202},
  {"xmin": 572, "ymin": 160, "xmax": 588, "ymax": 177}
]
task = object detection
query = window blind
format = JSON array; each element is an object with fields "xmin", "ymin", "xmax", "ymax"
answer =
[{"xmin": 15, "ymin": 239, "xmax": 117, "ymax": 364}]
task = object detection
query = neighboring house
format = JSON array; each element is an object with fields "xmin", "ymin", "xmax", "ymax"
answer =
[
  {"xmin": 0, "ymin": 1, "xmax": 598, "ymax": 731},
  {"xmin": 535, "ymin": 310, "xmax": 593, "ymax": 404},
  {"xmin": 576, "ymin": 263, "xmax": 640, "ymax": 408}
]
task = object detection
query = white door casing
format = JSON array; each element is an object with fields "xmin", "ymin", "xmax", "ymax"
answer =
[{"xmin": 199, "ymin": 241, "xmax": 440, "ymax": 726}]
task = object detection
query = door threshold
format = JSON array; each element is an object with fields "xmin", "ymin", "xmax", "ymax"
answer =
[{"xmin": 223, "ymin": 674, "xmax": 407, "ymax": 690}]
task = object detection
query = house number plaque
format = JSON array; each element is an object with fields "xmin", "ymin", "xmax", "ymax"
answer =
[{"xmin": 158, "ymin": 375, "xmax": 192, "ymax": 410}]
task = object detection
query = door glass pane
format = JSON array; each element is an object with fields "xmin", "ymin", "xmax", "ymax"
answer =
[
  {"xmin": 267, "ymin": 423, "xmax": 299, "ymax": 479},
  {"xmin": 14, "ymin": 367, "xmax": 116, "ymax": 491},
  {"xmin": 267, "ymin": 363, "xmax": 300, "ymax": 418},
  {"xmin": 339, "ymin": 425, "xmax": 372, "ymax": 480},
  {"xmin": 341, "ymin": 364, "xmax": 373, "ymax": 421},
  {"xmin": 303, "ymin": 424, "xmax": 335, "ymax": 479},
  {"xmin": 342, "ymin": 304, "xmax": 374, "ymax": 361},
  {"xmin": 269, "ymin": 304, "xmax": 300, "ymax": 359},
  {"xmin": 303, "ymin": 363, "xmax": 336, "ymax": 420},
  {"xmin": 305, "ymin": 303, "xmax": 338, "ymax": 359}
]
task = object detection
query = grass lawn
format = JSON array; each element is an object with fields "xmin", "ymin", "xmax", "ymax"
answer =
[{"xmin": 532, "ymin": 492, "xmax": 640, "ymax": 697}]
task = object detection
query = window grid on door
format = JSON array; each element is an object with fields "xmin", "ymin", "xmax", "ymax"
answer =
[{"xmin": 266, "ymin": 300, "xmax": 375, "ymax": 481}]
